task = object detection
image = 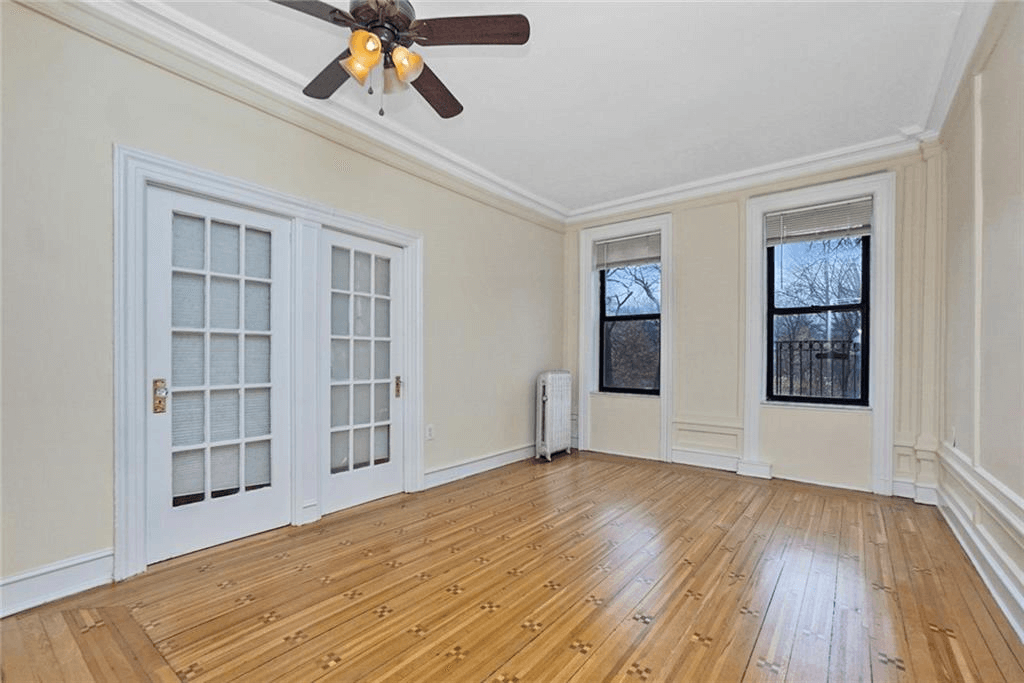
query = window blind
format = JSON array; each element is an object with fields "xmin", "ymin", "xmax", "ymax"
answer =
[
  {"xmin": 765, "ymin": 196, "xmax": 872, "ymax": 246},
  {"xmin": 593, "ymin": 232, "xmax": 661, "ymax": 270}
]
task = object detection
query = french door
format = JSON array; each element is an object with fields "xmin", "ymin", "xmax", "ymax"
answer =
[
  {"xmin": 145, "ymin": 187, "xmax": 292, "ymax": 563},
  {"xmin": 319, "ymin": 229, "xmax": 404, "ymax": 514}
]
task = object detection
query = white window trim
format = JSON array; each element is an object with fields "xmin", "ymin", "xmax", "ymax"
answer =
[
  {"xmin": 744, "ymin": 173, "xmax": 895, "ymax": 493},
  {"xmin": 113, "ymin": 145, "xmax": 424, "ymax": 579},
  {"xmin": 578, "ymin": 214, "xmax": 673, "ymax": 462}
]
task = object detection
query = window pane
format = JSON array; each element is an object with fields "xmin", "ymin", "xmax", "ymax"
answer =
[
  {"xmin": 773, "ymin": 237, "xmax": 863, "ymax": 308},
  {"xmin": 603, "ymin": 264, "xmax": 660, "ymax": 315},
  {"xmin": 771, "ymin": 310, "xmax": 863, "ymax": 400},
  {"xmin": 601, "ymin": 319, "xmax": 660, "ymax": 391}
]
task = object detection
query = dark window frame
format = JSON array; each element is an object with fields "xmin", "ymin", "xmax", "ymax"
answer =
[
  {"xmin": 766, "ymin": 235, "xmax": 870, "ymax": 406},
  {"xmin": 599, "ymin": 267, "xmax": 661, "ymax": 395}
]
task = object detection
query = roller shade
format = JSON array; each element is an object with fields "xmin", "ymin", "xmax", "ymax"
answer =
[
  {"xmin": 593, "ymin": 232, "xmax": 660, "ymax": 270},
  {"xmin": 765, "ymin": 196, "xmax": 872, "ymax": 246}
]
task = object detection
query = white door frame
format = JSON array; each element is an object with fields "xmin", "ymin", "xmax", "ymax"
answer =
[{"xmin": 114, "ymin": 145, "xmax": 424, "ymax": 580}]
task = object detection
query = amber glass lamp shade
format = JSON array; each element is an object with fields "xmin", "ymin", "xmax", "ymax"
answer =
[
  {"xmin": 391, "ymin": 45, "xmax": 424, "ymax": 83},
  {"xmin": 341, "ymin": 29, "xmax": 383, "ymax": 85}
]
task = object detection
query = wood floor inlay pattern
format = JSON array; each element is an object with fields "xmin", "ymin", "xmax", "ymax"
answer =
[{"xmin": 3, "ymin": 452, "xmax": 1023, "ymax": 681}]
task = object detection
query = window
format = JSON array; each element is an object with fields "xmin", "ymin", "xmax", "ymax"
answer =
[
  {"xmin": 595, "ymin": 233, "xmax": 661, "ymax": 394},
  {"xmin": 765, "ymin": 197, "xmax": 871, "ymax": 405}
]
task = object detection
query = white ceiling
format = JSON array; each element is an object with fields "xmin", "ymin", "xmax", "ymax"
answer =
[{"xmin": 95, "ymin": 1, "xmax": 980, "ymax": 221}]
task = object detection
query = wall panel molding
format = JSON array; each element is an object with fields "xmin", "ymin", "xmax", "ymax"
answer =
[{"xmin": 938, "ymin": 441, "xmax": 1024, "ymax": 642}]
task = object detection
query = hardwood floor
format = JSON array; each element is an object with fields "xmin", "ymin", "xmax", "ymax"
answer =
[{"xmin": 3, "ymin": 452, "xmax": 1023, "ymax": 682}]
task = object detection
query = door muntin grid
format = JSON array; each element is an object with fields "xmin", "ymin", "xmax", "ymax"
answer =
[
  {"xmin": 170, "ymin": 213, "xmax": 275, "ymax": 506},
  {"xmin": 329, "ymin": 247, "xmax": 392, "ymax": 474}
]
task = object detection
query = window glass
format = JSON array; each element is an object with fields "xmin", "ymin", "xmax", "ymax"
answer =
[
  {"xmin": 773, "ymin": 237, "xmax": 863, "ymax": 308},
  {"xmin": 600, "ymin": 263, "xmax": 661, "ymax": 394}
]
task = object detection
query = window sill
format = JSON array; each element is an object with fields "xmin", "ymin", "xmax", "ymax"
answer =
[
  {"xmin": 761, "ymin": 400, "xmax": 871, "ymax": 413},
  {"xmin": 592, "ymin": 391, "xmax": 660, "ymax": 400}
]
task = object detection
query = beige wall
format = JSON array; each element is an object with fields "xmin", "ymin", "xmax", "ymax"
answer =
[
  {"xmin": 589, "ymin": 394, "xmax": 660, "ymax": 460},
  {"xmin": 569, "ymin": 150, "xmax": 943, "ymax": 491},
  {"xmin": 937, "ymin": 2, "xmax": 1024, "ymax": 637},
  {"xmin": 1, "ymin": 4, "xmax": 562, "ymax": 576}
]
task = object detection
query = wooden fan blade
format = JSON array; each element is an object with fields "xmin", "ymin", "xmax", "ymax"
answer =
[
  {"xmin": 411, "ymin": 64, "xmax": 464, "ymax": 118},
  {"xmin": 303, "ymin": 49, "xmax": 352, "ymax": 99},
  {"xmin": 271, "ymin": 0, "xmax": 356, "ymax": 28},
  {"xmin": 412, "ymin": 14, "xmax": 529, "ymax": 46}
]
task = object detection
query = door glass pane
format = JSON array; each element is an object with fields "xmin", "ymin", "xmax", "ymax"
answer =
[
  {"xmin": 354, "ymin": 296, "xmax": 372, "ymax": 337},
  {"xmin": 172, "ymin": 273, "xmax": 205, "ymax": 328},
  {"xmin": 245, "ymin": 441, "xmax": 271, "ymax": 488},
  {"xmin": 245, "ymin": 282, "xmax": 271, "ymax": 331},
  {"xmin": 374, "ymin": 256, "xmax": 390, "ymax": 295},
  {"xmin": 210, "ymin": 278, "xmax": 240, "ymax": 329},
  {"xmin": 172, "ymin": 214, "xmax": 205, "ymax": 270},
  {"xmin": 210, "ymin": 390, "xmax": 240, "ymax": 442},
  {"xmin": 211, "ymin": 221, "xmax": 240, "ymax": 275},
  {"xmin": 172, "ymin": 333, "xmax": 204, "ymax": 387},
  {"xmin": 332, "ymin": 247, "xmax": 350, "ymax": 291},
  {"xmin": 374, "ymin": 299, "xmax": 390, "ymax": 337},
  {"xmin": 331, "ymin": 385, "xmax": 350, "ymax": 427},
  {"xmin": 332, "ymin": 294, "xmax": 350, "ymax": 336},
  {"xmin": 330, "ymin": 431, "xmax": 350, "ymax": 473},
  {"xmin": 353, "ymin": 384, "xmax": 371, "ymax": 425},
  {"xmin": 172, "ymin": 449, "xmax": 205, "ymax": 504},
  {"xmin": 374, "ymin": 382, "xmax": 390, "ymax": 422},
  {"xmin": 353, "ymin": 341, "xmax": 372, "ymax": 381},
  {"xmin": 331, "ymin": 340, "xmax": 350, "ymax": 381},
  {"xmin": 245, "ymin": 388, "xmax": 271, "ymax": 437},
  {"xmin": 210, "ymin": 335, "xmax": 239, "ymax": 385},
  {"xmin": 354, "ymin": 252, "xmax": 372, "ymax": 293},
  {"xmin": 210, "ymin": 445, "xmax": 240, "ymax": 497},
  {"xmin": 374, "ymin": 426, "xmax": 389, "ymax": 464},
  {"xmin": 245, "ymin": 336, "xmax": 271, "ymax": 384},
  {"xmin": 353, "ymin": 428, "xmax": 371, "ymax": 469},
  {"xmin": 172, "ymin": 392, "xmax": 204, "ymax": 447},
  {"xmin": 245, "ymin": 228, "xmax": 271, "ymax": 279},
  {"xmin": 374, "ymin": 341, "xmax": 390, "ymax": 380}
]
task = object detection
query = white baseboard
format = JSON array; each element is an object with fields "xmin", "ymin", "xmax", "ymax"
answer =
[
  {"xmin": 892, "ymin": 478, "xmax": 938, "ymax": 505},
  {"xmin": 0, "ymin": 549, "xmax": 113, "ymax": 617},
  {"xmin": 937, "ymin": 442, "xmax": 1024, "ymax": 643},
  {"xmin": 773, "ymin": 473, "xmax": 872, "ymax": 494},
  {"xmin": 671, "ymin": 448, "xmax": 739, "ymax": 473},
  {"xmin": 737, "ymin": 460, "xmax": 772, "ymax": 479},
  {"xmin": 424, "ymin": 444, "xmax": 536, "ymax": 488}
]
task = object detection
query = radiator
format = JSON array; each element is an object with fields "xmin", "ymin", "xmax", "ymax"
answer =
[{"xmin": 536, "ymin": 370, "xmax": 572, "ymax": 461}]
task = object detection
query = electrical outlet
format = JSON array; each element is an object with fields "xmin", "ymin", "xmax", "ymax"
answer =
[{"xmin": 426, "ymin": 424, "xmax": 435, "ymax": 440}]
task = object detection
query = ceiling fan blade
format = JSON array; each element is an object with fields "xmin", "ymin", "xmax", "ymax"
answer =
[
  {"xmin": 303, "ymin": 49, "xmax": 352, "ymax": 99},
  {"xmin": 412, "ymin": 14, "xmax": 529, "ymax": 46},
  {"xmin": 411, "ymin": 64, "xmax": 464, "ymax": 118},
  {"xmin": 271, "ymin": 0, "xmax": 357, "ymax": 28}
]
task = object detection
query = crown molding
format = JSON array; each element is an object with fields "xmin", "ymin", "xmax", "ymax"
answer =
[
  {"xmin": 21, "ymin": 0, "xmax": 569, "ymax": 230},
  {"xmin": 566, "ymin": 132, "xmax": 926, "ymax": 225},
  {"xmin": 19, "ymin": 0, "xmax": 991, "ymax": 230},
  {"xmin": 925, "ymin": 1, "xmax": 995, "ymax": 135}
]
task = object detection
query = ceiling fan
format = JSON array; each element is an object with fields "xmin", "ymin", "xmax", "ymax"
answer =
[{"xmin": 272, "ymin": 0, "xmax": 530, "ymax": 118}]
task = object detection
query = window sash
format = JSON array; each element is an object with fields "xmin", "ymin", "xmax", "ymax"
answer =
[
  {"xmin": 599, "ymin": 269, "xmax": 660, "ymax": 395},
  {"xmin": 766, "ymin": 236, "xmax": 870, "ymax": 406}
]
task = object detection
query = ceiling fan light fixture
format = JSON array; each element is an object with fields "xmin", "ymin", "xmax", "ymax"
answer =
[
  {"xmin": 341, "ymin": 29, "xmax": 382, "ymax": 84},
  {"xmin": 391, "ymin": 45, "xmax": 424, "ymax": 83}
]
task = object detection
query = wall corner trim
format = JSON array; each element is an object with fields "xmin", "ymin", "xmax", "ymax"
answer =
[{"xmin": 0, "ymin": 550, "xmax": 113, "ymax": 618}]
